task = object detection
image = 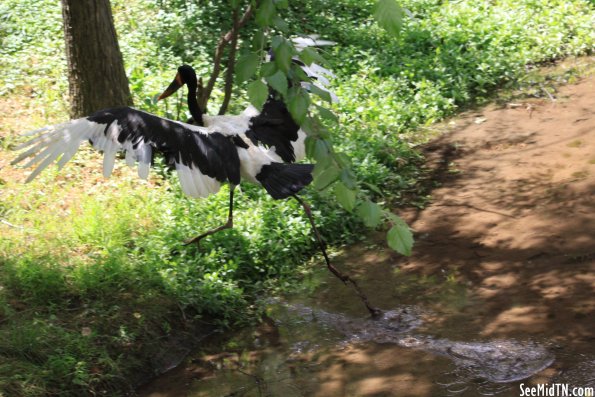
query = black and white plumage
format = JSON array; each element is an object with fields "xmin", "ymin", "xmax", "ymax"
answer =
[
  {"xmin": 12, "ymin": 65, "xmax": 313, "ymax": 201},
  {"xmin": 12, "ymin": 58, "xmax": 382, "ymax": 316},
  {"xmin": 13, "ymin": 59, "xmax": 337, "ymax": 245}
]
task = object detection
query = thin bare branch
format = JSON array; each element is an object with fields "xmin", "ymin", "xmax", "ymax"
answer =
[
  {"xmin": 200, "ymin": 4, "xmax": 255, "ymax": 111},
  {"xmin": 218, "ymin": 7, "xmax": 241, "ymax": 115},
  {"xmin": 293, "ymin": 194, "xmax": 382, "ymax": 318}
]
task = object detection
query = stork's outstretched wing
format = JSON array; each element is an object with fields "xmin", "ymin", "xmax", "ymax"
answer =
[{"xmin": 12, "ymin": 107, "xmax": 241, "ymax": 198}]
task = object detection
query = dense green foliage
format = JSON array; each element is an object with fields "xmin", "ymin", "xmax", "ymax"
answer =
[{"xmin": 0, "ymin": 0, "xmax": 593, "ymax": 395}]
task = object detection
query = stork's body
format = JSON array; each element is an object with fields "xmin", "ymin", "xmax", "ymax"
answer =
[
  {"xmin": 12, "ymin": 62, "xmax": 383, "ymax": 316},
  {"xmin": 12, "ymin": 65, "xmax": 315, "ymax": 244},
  {"xmin": 15, "ymin": 100, "xmax": 311, "ymax": 198}
]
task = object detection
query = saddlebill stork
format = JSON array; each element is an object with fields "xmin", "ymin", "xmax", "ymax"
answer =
[
  {"xmin": 12, "ymin": 64, "xmax": 383, "ymax": 317},
  {"xmin": 11, "ymin": 64, "xmax": 318, "ymax": 246}
]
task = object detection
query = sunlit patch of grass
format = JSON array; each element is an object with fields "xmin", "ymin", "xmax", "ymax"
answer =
[{"xmin": 496, "ymin": 56, "xmax": 595, "ymax": 105}]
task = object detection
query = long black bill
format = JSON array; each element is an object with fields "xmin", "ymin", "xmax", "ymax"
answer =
[{"xmin": 157, "ymin": 73, "xmax": 183, "ymax": 101}]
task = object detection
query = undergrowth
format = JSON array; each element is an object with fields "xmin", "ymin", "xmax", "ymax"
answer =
[{"xmin": 0, "ymin": 0, "xmax": 593, "ymax": 395}]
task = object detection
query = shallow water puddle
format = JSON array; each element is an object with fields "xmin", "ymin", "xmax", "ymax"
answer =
[
  {"xmin": 138, "ymin": 263, "xmax": 594, "ymax": 397},
  {"xmin": 138, "ymin": 296, "xmax": 594, "ymax": 397}
]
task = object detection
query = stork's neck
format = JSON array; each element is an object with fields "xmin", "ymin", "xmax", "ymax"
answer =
[{"xmin": 186, "ymin": 83, "xmax": 204, "ymax": 126}]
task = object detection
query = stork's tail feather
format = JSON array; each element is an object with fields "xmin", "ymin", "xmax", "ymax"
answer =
[{"xmin": 256, "ymin": 163, "xmax": 314, "ymax": 199}]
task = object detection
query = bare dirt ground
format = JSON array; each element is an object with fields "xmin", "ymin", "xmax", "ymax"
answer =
[
  {"xmin": 378, "ymin": 61, "xmax": 594, "ymax": 340},
  {"xmin": 403, "ymin": 63, "xmax": 595, "ymax": 335}
]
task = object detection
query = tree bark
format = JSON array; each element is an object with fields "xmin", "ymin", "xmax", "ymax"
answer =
[{"xmin": 61, "ymin": 0, "xmax": 132, "ymax": 118}]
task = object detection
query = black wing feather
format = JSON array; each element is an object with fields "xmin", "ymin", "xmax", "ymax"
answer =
[
  {"xmin": 88, "ymin": 107, "xmax": 240, "ymax": 184},
  {"xmin": 245, "ymin": 97, "xmax": 300, "ymax": 163}
]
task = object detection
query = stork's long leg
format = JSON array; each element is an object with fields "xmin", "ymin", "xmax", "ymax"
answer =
[
  {"xmin": 184, "ymin": 185, "xmax": 236, "ymax": 246},
  {"xmin": 292, "ymin": 194, "xmax": 382, "ymax": 318}
]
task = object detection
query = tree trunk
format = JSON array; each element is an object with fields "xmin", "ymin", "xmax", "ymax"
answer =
[{"xmin": 61, "ymin": 0, "xmax": 132, "ymax": 118}]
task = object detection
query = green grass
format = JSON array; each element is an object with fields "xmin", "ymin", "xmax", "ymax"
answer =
[{"xmin": 0, "ymin": 0, "xmax": 593, "ymax": 395}]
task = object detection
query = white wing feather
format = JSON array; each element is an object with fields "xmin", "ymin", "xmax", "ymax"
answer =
[
  {"xmin": 12, "ymin": 118, "xmax": 153, "ymax": 183},
  {"xmin": 14, "ymin": 114, "xmax": 226, "ymax": 199}
]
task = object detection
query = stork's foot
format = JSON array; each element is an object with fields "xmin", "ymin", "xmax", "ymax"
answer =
[{"xmin": 183, "ymin": 219, "xmax": 233, "ymax": 246}]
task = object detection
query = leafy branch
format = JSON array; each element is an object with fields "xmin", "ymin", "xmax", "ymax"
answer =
[{"xmin": 200, "ymin": 0, "xmax": 413, "ymax": 256}]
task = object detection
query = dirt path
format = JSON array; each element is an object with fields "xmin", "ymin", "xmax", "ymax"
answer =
[
  {"xmin": 381, "ymin": 63, "xmax": 594, "ymax": 340},
  {"xmin": 404, "ymin": 71, "xmax": 595, "ymax": 341}
]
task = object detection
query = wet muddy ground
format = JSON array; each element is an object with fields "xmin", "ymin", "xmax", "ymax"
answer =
[{"xmin": 139, "ymin": 60, "xmax": 595, "ymax": 396}]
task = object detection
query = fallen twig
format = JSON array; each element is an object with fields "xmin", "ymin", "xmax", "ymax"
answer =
[{"xmin": 539, "ymin": 83, "xmax": 556, "ymax": 103}]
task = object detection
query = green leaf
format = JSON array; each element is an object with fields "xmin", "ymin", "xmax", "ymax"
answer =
[
  {"xmin": 373, "ymin": 0, "xmax": 403, "ymax": 37},
  {"xmin": 260, "ymin": 62, "xmax": 277, "ymax": 77},
  {"xmin": 386, "ymin": 214, "xmax": 413, "ymax": 256},
  {"xmin": 313, "ymin": 139, "xmax": 329, "ymax": 161},
  {"xmin": 272, "ymin": 15, "xmax": 288, "ymax": 32},
  {"xmin": 315, "ymin": 121, "xmax": 331, "ymax": 139},
  {"xmin": 334, "ymin": 153, "xmax": 352, "ymax": 168},
  {"xmin": 274, "ymin": 39, "xmax": 293, "ymax": 73},
  {"xmin": 255, "ymin": 0, "xmax": 276, "ymax": 27},
  {"xmin": 314, "ymin": 163, "xmax": 340, "ymax": 191},
  {"xmin": 288, "ymin": 89, "xmax": 310, "ymax": 125},
  {"xmin": 305, "ymin": 136, "xmax": 317, "ymax": 158},
  {"xmin": 302, "ymin": 116, "xmax": 330, "ymax": 139},
  {"xmin": 265, "ymin": 70, "xmax": 288, "ymax": 97},
  {"xmin": 312, "ymin": 154, "xmax": 332, "ymax": 178},
  {"xmin": 309, "ymin": 85, "xmax": 332, "ymax": 103},
  {"xmin": 301, "ymin": 117, "xmax": 316, "ymax": 136},
  {"xmin": 271, "ymin": 35, "xmax": 284, "ymax": 50},
  {"xmin": 364, "ymin": 182, "xmax": 384, "ymax": 196},
  {"xmin": 357, "ymin": 200, "xmax": 382, "ymax": 228},
  {"xmin": 252, "ymin": 30, "xmax": 265, "ymax": 51},
  {"xmin": 235, "ymin": 53, "xmax": 260, "ymax": 82},
  {"xmin": 340, "ymin": 168, "xmax": 357, "ymax": 189},
  {"xmin": 318, "ymin": 128, "xmax": 331, "ymax": 140},
  {"xmin": 290, "ymin": 62, "xmax": 310, "ymax": 81},
  {"xmin": 247, "ymin": 80, "xmax": 268, "ymax": 109},
  {"xmin": 229, "ymin": 0, "xmax": 241, "ymax": 8},
  {"xmin": 299, "ymin": 47, "xmax": 325, "ymax": 66},
  {"xmin": 335, "ymin": 182, "xmax": 357, "ymax": 212}
]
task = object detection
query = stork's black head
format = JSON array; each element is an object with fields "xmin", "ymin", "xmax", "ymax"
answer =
[
  {"xmin": 157, "ymin": 65, "xmax": 197, "ymax": 101},
  {"xmin": 177, "ymin": 65, "xmax": 197, "ymax": 87}
]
